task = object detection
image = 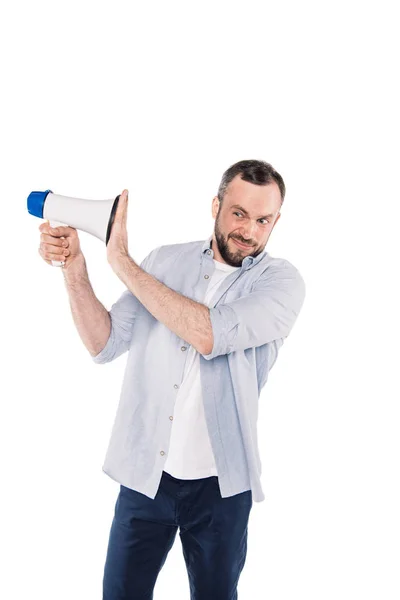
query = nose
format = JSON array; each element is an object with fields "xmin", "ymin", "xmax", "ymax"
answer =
[
  {"xmin": 238, "ymin": 226, "xmax": 256, "ymax": 245},
  {"xmin": 243, "ymin": 221, "xmax": 258, "ymax": 239}
]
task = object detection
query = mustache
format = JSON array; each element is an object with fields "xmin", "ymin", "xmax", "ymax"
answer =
[{"xmin": 231, "ymin": 237, "xmax": 254, "ymax": 247}]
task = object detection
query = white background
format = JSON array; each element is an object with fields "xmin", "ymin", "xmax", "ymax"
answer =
[{"xmin": 1, "ymin": 1, "xmax": 399, "ymax": 598}]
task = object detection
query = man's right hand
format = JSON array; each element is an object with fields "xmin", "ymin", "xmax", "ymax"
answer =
[{"xmin": 38, "ymin": 221, "xmax": 85, "ymax": 271}]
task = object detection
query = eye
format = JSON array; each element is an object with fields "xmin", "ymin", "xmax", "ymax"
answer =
[{"xmin": 233, "ymin": 212, "xmax": 268, "ymax": 224}]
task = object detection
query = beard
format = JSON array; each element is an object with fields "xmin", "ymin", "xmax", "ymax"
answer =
[{"xmin": 213, "ymin": 214, "xmax": 263, "ymax": 267}]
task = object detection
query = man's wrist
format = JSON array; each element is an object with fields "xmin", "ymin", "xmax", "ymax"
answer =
[
  {"xmin": 111, "ymin": 253, "xmax": 137, "ymax": 279},
  {"xmin": 62, "ymin": 255, "xmax": 87, "ymax": 283}
]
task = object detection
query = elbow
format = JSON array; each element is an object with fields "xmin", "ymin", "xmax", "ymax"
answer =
[
  {"xmin": 199, "ymin": 333, "xmax": 213, "ymax": 356},
  {"xmin": 89, "ymin": 343, "xmax": 105, "ymax": 358},
  {"xmin": 90, "ymin": 350, "xmax": 106, "ymax": 363},
  {"xmin": 91, "ymin": 348, "xmax": 110, "ymax": 364}
]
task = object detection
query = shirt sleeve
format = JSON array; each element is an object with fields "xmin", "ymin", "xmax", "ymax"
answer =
[
  {"xmin": 92, "ymin": 247, "xmax": 161, "ymax": 364},
  {"xmin": 201, "ymin": 262, "xmax": 306, "ymax": 361}
]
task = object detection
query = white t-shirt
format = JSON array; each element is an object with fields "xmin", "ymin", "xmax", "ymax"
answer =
[{"xmin": 164, "ymin": 258, "xmax": 239, "ymax": 479}]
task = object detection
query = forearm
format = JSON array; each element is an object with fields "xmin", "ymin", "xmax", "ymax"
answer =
[
  {"xmin": 62, "ymin": 258, "xmax": 111, "ymax": 357},
  {"xmin": 113, "ymin": 254, "xmax": 212, "ymax": 354}
]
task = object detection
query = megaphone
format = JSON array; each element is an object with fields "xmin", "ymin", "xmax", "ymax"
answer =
[{"xmin": 27, "ymin": 189, "xmax": 120, "ymax": 267}]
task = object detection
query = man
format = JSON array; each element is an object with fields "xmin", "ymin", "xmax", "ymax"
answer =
[{"xmin": 38, "ymin": 159, "xmax": 306, "ymax": 599}]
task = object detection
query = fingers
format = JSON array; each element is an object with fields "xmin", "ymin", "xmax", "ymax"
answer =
[
  {"xmin": 38, "ymin": 249, "xmax": 52, "ymax": 265},
  {"xmin": 39, "ymin": 244, "xmax": 70, "ymax": 260},
  {"xmin": 40, "ymin": 232, "xmax": 68, "ymax": 247},
  {"xmin": 38, "ymin": 246, "xmax": 68, "ymax": 263},
  {"xmin": 118, "ymin": 189, "xmax": 128, "ymax": 227},
  {"xmin": 38, "ymin": 222, "xmax": 74, "ymax": 238},
  {"xmin": 39, "ymin": 230, "xmax": 70, "ymax": 261},
  {"xmin": 38, "ymin": 221, "xmax": 79, "ymax": 267}
]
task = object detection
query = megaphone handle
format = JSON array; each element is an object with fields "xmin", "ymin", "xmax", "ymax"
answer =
[{"xmin": 49, "ymin": 219, "xmax": 68, "ymax": 268}]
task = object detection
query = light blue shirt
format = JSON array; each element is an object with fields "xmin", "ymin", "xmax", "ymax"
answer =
[{"xmin": 92, "ymin": 233, "xmax": 306, "ymax": 502}]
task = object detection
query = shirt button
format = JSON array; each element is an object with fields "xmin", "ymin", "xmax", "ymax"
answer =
[
  {"xmin": 207, "ymin": 250, "xmax": 211, "ymax": 254},
  {"xmin": 181, "ymin": 346, "xmax": 187, "ymax": 351},
  {"xmin": 169, "ymin": 416, "xmax": 173, "ymax": 420},
  {"xmin": 174, "ymin": 384, "xmax": 179, "ymax": 389},
  {"xmin": 160, "ymin": 451, "xmax": 165, "ymax": 455},
  {"xmin": 204, "ymin": 274, "xmax": 209, "ymax": 279}
]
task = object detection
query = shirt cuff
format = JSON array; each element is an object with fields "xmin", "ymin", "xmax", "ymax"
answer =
[{"xmin": 201, "ymin": 304, "xmax": 239, "ymax": 361}]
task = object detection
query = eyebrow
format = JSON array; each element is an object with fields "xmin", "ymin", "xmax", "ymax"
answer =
[{"xmin": 231, "ymin": 204, "xmax": 275, "ymax": 220}]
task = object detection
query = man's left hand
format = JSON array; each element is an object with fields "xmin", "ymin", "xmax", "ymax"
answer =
[{"xmin": 107, "ymin": 189, "xmax": 130, "ymax": 270}]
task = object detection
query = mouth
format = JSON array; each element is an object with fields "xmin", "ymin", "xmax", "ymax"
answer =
[{"xmin": 232, "ymin": 238, "xmax": 253, "ymax": 249}]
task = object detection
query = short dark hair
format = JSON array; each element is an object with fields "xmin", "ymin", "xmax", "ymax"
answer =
[{"xmin": 217, "ymin": 159, "xmax": 285, "ymax": 208}]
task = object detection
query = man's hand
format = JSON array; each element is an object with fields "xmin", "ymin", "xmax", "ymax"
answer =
[
  {"xmin": 38, "ymin": 221, "xmax": 85, "ymax": 272},
  {"xmin": 107, "ymin": 189, "xmax": 130, "ymax": 270}
]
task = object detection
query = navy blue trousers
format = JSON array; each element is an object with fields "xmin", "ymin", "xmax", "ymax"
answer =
[{"xmin": 102, "ymin": 470, "xmax": 253, "ymax": 599}]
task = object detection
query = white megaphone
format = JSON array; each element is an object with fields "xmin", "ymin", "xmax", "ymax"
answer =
[{"xmin": 27, "ymin": 189, "xmax": 121, "ymax": 267}]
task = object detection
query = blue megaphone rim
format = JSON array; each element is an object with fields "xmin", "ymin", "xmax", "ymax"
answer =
[{"xmin": 27, "ymin": 189, "xmax": 53, "ymax": 219}]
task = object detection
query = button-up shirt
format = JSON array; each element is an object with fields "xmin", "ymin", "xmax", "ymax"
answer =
[{"xmin": 92, "ymin": 233, "xmax": 306, "ymax": 502}]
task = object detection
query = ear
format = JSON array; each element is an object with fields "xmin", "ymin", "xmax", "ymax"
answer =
[
  {"xmin": 272, "ymin": 212, "xmax": 281, "ymax": 228},
  {"xmin": 211, "ymin": 196, "xmax": 220, "ymax": 219}
]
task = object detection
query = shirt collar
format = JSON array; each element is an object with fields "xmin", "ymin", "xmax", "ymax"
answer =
[{"xmin": 201, "ymin": 232, "xmax": 266, "ymax": 271}]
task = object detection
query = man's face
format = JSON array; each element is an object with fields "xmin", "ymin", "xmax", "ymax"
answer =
[{"xmin": 211, "ymin": 174, "xmax": 282, "ymax": 267}]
